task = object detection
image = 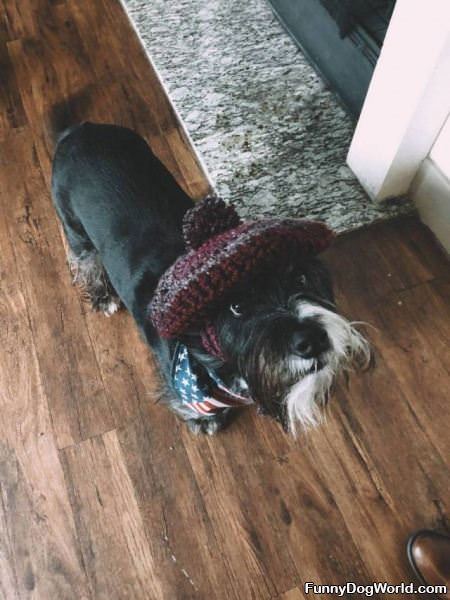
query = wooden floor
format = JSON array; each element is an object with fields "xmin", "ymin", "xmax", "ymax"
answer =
[{"xmin": 1, "ymin": 1, "xmax": 449, "ymax": 599}]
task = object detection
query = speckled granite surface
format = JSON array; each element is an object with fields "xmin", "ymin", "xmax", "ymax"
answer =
[{"xmin": 123, "ymin": 0, "xmax": 414, "ymax": 232}]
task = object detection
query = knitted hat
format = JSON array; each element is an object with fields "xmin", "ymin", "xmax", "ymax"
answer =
[{"xmin": 149, "ymin": 197, "xmax": 334, "ymax": 338}]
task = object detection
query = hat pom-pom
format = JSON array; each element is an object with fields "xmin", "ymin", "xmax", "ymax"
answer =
[{"xmin": 183, "ymin": 196, "xmax": 242, "ymax": 250}]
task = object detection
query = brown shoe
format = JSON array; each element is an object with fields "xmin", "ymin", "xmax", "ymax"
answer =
[{"xmin": 407, "ymin": 530, "xmax": 450, "ymax": 599}]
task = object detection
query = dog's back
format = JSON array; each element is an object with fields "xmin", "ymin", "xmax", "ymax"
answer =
[
  {"xmin": 52, "ymin": 122, "xmax": 194, "ymax": 321},
  {"xmin": 52, "ymin": 122, "xmax": 193, "ymax": 253}
]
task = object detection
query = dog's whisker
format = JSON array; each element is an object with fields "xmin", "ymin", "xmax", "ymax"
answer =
[
  {"xmin": 279, "ymin": 299, "xmax": 372, "ymax": 434},
  {"xmin": 349, "ymin": 320, "xmax": 379, "ymax": 333}
]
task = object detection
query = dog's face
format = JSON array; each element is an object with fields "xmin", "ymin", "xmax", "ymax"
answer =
[{"xmin": 206, "ymin": 257, "xmax": 370, "ymax": 433}]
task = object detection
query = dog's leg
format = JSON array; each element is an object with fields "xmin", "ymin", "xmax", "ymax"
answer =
[
  {"xmin": 186, "ymin": 410, "xmax": 234, "ymax": 436},
  {"xmin": 163, "ymin": 389, "xmax": 234, "ymax": 435},
  {"xmin": 68, "ymin": 248, "xmax": 121, "ymax": 317},
  {"xmin": 55, "ymin": 201, "xmax": 121, "ymax": 316}
]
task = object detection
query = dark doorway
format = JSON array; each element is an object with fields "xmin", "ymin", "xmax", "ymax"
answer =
[{"xmin": 267, "ymin": 0, "xmax": 396, "ymax": 118}]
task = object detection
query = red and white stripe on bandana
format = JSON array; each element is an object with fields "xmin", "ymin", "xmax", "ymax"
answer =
[{"xmin": 172, "ymin": 344, "xmax": 253, "ymax": 417}]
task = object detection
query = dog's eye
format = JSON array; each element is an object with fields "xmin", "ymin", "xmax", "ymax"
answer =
[{"xmin": 230, "ymin": 303, "xmax": 242, "ymax": 317}]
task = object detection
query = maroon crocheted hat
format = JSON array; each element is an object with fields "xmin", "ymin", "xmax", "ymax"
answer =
[{"xmin": 149, "ymin": 197, "xmax": 334, "ymax": 338}]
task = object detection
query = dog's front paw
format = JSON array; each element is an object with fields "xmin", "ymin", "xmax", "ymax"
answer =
[
  {"xmin": 186, "ymin": 410, "xmax": 232, "ymax": 436},
  {"xmin": 99, "ymin": 297, "xmax": 121, "ymax": 317}
]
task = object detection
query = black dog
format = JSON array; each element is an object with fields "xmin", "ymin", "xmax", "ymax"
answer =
[{"xmin": 52, "ymin": 123, "xmax": 370, "ymax": 435}]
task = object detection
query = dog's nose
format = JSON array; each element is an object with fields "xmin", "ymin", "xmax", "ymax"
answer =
[{"xmin": 291, "ymin": 323, "xmax": 330, "ymax": 359}]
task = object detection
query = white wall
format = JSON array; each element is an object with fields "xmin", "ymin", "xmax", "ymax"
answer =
[
  {"xmin": 430, "ymin": 113, "xmax": 450, "ymax": 179},
  {"xmin": 347, "ymin": 0, "xmax": 450, "ymax": 201}
]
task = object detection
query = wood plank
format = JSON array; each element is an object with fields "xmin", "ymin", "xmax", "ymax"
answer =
[
  {"xmin": 322, "ymin": 226, "xmax": 405, "ymax": 305},
  {"xmin": 176, "ymin": 423, "xmax": 371, "ymax": 597},
  {"xmin": 0, "ymin": 129, "xmax": 116, "ymax": 448},
  {"xmin": 323, "ymin": 217, "xmax": 450, "ymax": 314},
  {"xmin": 371, "ymin": 217, "xmax": 450, "ymax": 288},
  {"xmin": 0, "ymin": 164, "xmax": 90, "ymax": 599},
  {"xmin": 81, "ymin": 309, "xmax": 149, "ymax": 427},
  {"xmin": 0, "ymin": 444, "xmax": 90, "ymax": 600},
  {"xmin": 370, "ymin": 285, "xmax": 450, "ymax": 462},
  {"xmin": 278, "ymin": 587, "xmax": 307, "ymax": 600},
  {"xmin": 0, "ymin": 477, "xmax": 20, "ymax": 600},
  {"xmin": 0, "ymin": 41, "xmax": 26, "ymax": 139},
  {"xmin": 7, "ymin": 29, "xmax": 93, "ymax": 178},
  {"xmin": 405, "ymin": 279, "xmax": 450, "ymax": 372},
  {"xmin": 115, "ymin": 414, "xmax": 246, "ymax": 600},
  {"xmin": 1, "ymin": 0, "xmax": 37, "ymax": 40},
  {"xmin": 61, "ymin": 431, "xmax": 164, "ymax": 600}
]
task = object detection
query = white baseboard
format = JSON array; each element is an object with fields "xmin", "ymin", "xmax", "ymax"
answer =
[{"xmin": 412, "ymin": 157, "xmax": 450, "ymax": 254}]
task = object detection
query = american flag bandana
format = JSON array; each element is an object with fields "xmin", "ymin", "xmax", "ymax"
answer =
[{"xmin": 172, "ymin": 344, "xmax": 253, "ymax": 417}]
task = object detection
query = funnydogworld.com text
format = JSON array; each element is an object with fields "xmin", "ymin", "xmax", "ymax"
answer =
[{"xmin": 304, "ymin": 581, "xmax": 448, "ymax": 597}]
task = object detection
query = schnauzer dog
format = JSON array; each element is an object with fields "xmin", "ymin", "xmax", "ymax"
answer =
[{"xmin": 52, "ymin": 122, "xmax": 370, "ymax": 435}]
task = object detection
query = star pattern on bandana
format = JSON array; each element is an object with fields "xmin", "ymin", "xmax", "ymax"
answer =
[
  {"xmin": 174, "ymin": 346, "xmax": 205, "ymax": 404},
  {"xmin": 172, "ymin": 344, "xmax": 253, "ymax": 417}
]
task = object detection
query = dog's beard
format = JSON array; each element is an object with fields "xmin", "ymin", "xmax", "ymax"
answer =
[
  {"xmin": 285, "ymin": 301, "xmax": 371, "ymax": 434},
  {"xmin": 237, "ymin": 301, "xmax": 371, "ymax": 435}
]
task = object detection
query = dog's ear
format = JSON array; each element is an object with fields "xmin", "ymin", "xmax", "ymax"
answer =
[{"xmin": 305, "ymin": 258, "xmax": 335, "ymax": 304}]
